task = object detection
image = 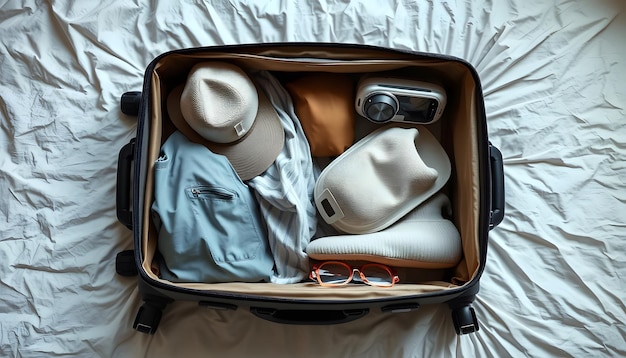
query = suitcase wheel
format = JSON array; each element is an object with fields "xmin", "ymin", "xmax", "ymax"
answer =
[
  {"xmin": 451, "ymin": 305, "xmax": 479, "ymax": 335},
  {"xmin": 115, "ymin": 250, "xmax": 138, "ymax": 277},
  {"xmin": 133, "ymin": 303, "xmax": 163, "ymax": 334},
  {"xmin": 121, "ymin": 91, "xmax": 142, "ymax": 116}
]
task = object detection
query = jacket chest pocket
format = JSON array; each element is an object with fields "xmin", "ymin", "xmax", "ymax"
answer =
[
  {"xmin": 185, "ymin": 185, "xmax": 265, "ymax": 264},
  {"xmin": 187, "ymin": 186, "xmax": 236, "ymax": 201}
]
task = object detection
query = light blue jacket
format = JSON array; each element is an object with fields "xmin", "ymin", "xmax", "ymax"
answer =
[{"xmin": 152, "ymin": 131, "xmax": 274, "ymax": 283}]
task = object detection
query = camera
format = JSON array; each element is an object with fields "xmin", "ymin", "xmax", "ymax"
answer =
[{"xmin": 355, "ymin": 77, "xmax": 447, "ymax": 124}]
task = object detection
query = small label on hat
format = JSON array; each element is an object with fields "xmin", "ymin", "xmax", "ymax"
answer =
[
  {"xmin": 234, "ymin": 121, "xmax": 246, "ymax": 137},
  {"xmin": 316, "ymin": 189, "xmax": 344, "ymax": 224},
  {"xmin": 321, "ymin": 199, "xmax": 336, "ymax": 217}
]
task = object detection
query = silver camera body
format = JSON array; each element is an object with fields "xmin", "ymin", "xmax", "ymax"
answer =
[{"xmin": 355, "ymin": 77, "xmax": 447, "ymax": 124}]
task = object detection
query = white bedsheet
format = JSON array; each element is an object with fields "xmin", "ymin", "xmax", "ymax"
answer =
[{"xmin": 1, "ymin": 1, "xmax": 624, "ymax": 357}]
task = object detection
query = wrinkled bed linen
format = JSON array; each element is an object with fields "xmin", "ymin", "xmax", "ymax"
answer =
[{"xmin": 0, "ymin": 1, "xmax": 625, "ymax": 357}]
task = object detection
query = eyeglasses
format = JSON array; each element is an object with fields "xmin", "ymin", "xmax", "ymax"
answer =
[{"xmin": 309, "ymin": 261, "xmax": 400, "ymax": 288}]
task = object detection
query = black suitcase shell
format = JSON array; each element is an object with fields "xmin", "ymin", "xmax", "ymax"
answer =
[{"xmin": 116, "ymin": 43, "xmax": 504, "ymax": 335}]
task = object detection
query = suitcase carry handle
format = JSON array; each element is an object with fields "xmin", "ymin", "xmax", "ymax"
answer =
[
  {"xmin": 489, "ymin": 144, "xmax": 505, "ymax": 228},
  {"xmin": 116, "ymin": 139, "xmax": 135, "ymax": 230},
  {"xmin": 121, "ymin": 91, "xmax": 142, "ymax": 116},
  {"xmin": 250, "ymin": 307, "xmax": 369, "ymax": 325}
]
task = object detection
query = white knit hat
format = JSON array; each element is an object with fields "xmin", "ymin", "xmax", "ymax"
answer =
[{"xmin": 167, "ymin": 62, "xmax": 284, "ymax": 181}]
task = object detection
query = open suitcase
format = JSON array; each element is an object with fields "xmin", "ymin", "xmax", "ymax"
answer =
[{"xmin": 115, "ymin": 43, "xmax": 505, "ymax": 335}]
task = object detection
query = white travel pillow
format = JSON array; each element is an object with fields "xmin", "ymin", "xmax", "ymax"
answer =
[{"xmin": 307, "ymin": 193, "xmax": 462, "ymax": 269}]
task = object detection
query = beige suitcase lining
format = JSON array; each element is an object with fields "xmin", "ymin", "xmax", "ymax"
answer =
[{"xmin": 140, "ymin": 48, "xmax": 481, "ymax": 300}]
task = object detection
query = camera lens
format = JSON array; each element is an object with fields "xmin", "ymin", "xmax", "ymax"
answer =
[{"xmin": 364, "ymin": 94, "xmax": 397, "ymax": 123}]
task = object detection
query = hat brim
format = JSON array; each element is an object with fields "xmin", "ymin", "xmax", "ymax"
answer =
[
  {"xmin": 167, "ymin": 82, "xmax": 285, "ymax": 181},
  {"xmin": 306, "ymin": 195, "xmax": 463, "ymax": 268}
]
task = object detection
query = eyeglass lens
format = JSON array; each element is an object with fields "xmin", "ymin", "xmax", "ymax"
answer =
[
  {"xmin": 317, "ymin": 262, "xmax": 351, "ymax": 284},
  {"xmin": 360, "ymin": 264, "xmax": 394, "ymax": 286}
]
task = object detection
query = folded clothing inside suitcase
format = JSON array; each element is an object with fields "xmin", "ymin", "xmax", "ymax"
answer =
[
  {"xmin": 151, "ymin": 130, "xmax": 275, "ymax": 284},
  {"xmin": 142, "ymin": 49, "xmax": 482, "ymax": 300}
]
